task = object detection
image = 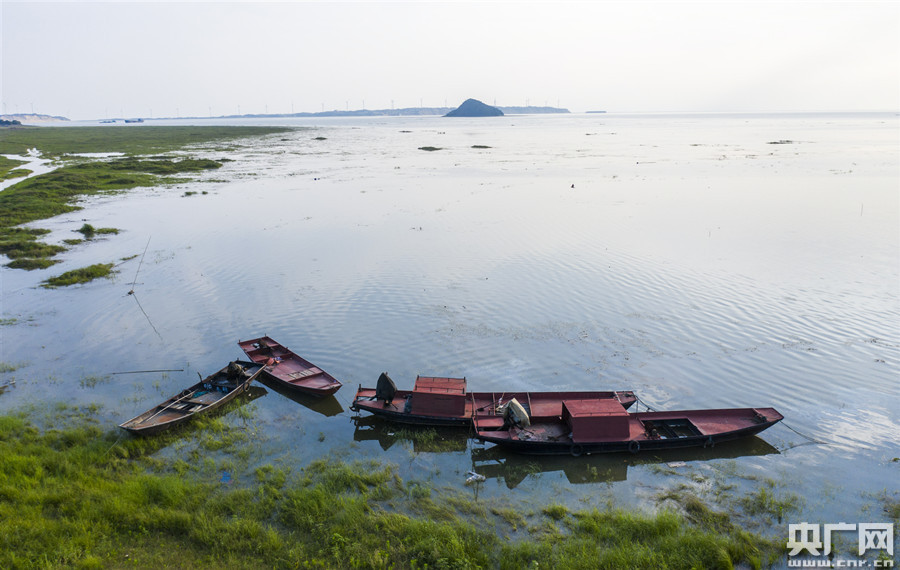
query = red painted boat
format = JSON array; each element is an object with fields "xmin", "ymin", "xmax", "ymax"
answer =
[
  {"xmin": 238, "ymin": 336, "xmax": 342, "ymax": 397},
  {"xmin": 473, "ymin": 398, "xmax": 783, "ymax": 456},
  {"xmin": 350, "ymin": 373, "xmax": 637, "ymax": 427}
]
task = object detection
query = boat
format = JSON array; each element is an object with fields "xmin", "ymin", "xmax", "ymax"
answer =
[
  {"xmin": 473, "ymin": 398, "xmax": 783, "ymax": 456},
  {"xmin": 238, "ymin": 336, "xmax": 342, "ymax": 397},
  {"xmin": 349, "ymin": 372, "xmax": 637, "ymax": 427},
  {"xmin": 119, "ymin": 360, "xmax": 264, "ymax": 435}
]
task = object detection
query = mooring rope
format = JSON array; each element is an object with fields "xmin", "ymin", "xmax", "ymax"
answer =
[
  {"xmin": 634, "ymin": 395, "xmax": 657, "ymax": 412},
  {"xmin": 780, "ymin": 421, "xmax": 834, "ymax": 446}
]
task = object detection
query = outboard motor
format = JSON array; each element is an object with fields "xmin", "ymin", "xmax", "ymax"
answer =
[
  {"xmin": 375, "ymin": 372, "xmax": 397, "ymax": 403},
  {"xmin": 500, "ymin": 398, "xmax": 531, "ymax": 428},
  {"xmin": 226, "ymin": 362, "xmax": 245, "ymax": 380}
]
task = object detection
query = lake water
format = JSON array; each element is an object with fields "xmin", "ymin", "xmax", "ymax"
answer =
[{"xmin": 1, "ymin": 112, "xmax": 898, "ymax": 538}]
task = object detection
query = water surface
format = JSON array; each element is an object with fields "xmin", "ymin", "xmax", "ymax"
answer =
[{"xmin": 1, "ymin": 112, "xmax": 897, "ymax": 533}]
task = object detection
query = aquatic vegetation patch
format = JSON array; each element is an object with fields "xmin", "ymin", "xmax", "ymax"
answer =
[
  {"xmin": 392, "ymin": 426, "xmax": 467, "ymax": 453},
  {"xmin": 543, "ymin": 503, "xmax": 570, "ymax": 521},
  {"xmin": 41, "ymin": 263, "xmax": 115, "ymax": 288},
  {"xmin": 0, "ymin": 411, "xmax": 785, "ymax": 569},
  {"xmin": 0, "ymin": 362, "xmax": 24, "ymax": 373},
  {"xmin": 736, "ymin": 482, "xmax": 802, "ymax": 524},
  {"xmin": 879, "ymin": 491, "xmax": 900, "ymax": 521},
  {"xmin": 75, "ymin": 223, "xmax": 119, "ymax": 238},
  {"xmin": 0, "ymin": 125, "xmax": 294, "ymax": 156},
  {"xmin": 418, "ymin": 146, "xmax": 442, "ymax": 151},
  {"xmin": 7, "ymin": 257, "xmax": 60, "ymax": 269},
  {"xmin": 79, "ymin": 375, "xmax": 111, "ymax": 389},
  {"xmin": 471, "ymin": 144, "xmax": 492, "ymax": 149},
  {"xmin": 0, "ymin": 227, "xmax": 63, "ymax": 267}
]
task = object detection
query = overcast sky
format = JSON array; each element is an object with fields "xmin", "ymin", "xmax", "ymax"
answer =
[{"xmin": 2, "ymin": 1, "xmax": 898, "ymax": 120}]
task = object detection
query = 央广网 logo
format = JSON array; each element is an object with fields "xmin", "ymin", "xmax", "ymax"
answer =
[{"xmin": 787, "ymin": 522, "xmax": 894, "ymax": 567}]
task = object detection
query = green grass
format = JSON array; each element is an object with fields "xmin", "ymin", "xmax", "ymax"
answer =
[
  {"xmin": 75, "ymin": 223, "xmax": 118, "ymax": 238},
  {"xmin": 41, "ymin": 263, "xmax": 115, "ymax": 288},
  {"xmin": 0, "ymin": 125, "xmax": 293, "ymax": 156},
  {"xmin": 6, "ymin": 257, "xmax": 61, "ymax": 270},
  {"xmin": 0, "ymin": 155, "xmax": 29, "ymax": 180},
  {"xmin": 0, "ymin": 410, "xmax": 785, "ymax": 569}
]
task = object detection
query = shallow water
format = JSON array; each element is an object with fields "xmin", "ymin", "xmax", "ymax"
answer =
[{"xmin": 1, "ymin": 113, "xmax": 898, "ymax": 535}]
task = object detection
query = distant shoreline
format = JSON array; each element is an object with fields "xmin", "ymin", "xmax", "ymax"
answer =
[{"xmin": 3, "ymin": 106, "xmax": 572, "ymax": 124}]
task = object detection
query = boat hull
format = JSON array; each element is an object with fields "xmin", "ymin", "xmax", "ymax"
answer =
[{"xmin": 238, "ymin": 336, "xmax": 342, "ymax": 397}]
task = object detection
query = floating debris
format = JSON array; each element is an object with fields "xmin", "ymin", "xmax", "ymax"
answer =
[{"xmin": 465, "ymin": 470, "xmax": 485, "ymax": 485}]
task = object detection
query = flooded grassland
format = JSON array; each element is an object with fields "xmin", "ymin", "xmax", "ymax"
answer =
[{"xmin": 0, "ymin": 114, "xmax": 897, "ymax": 567}]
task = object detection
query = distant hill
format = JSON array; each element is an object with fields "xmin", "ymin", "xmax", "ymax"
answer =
[
  {"xmin": 445, "ymin": 99, "xmax": 503, "ymax": 117},
  {"xmin": 0, "ymin": 113, "xmax": 69, "ymax": 123}
]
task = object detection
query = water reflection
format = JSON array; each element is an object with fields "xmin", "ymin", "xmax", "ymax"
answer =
[
  {"xmin": 471, "ymin": 438, "xmax": 780, "ymax": 489},
  {"xmin": 256, "ymin": 375, "xmax": 344, "ymax": 417},
  {"xmin": 352, "ymin": 415, "xmax": 469, "ymax": 452}
]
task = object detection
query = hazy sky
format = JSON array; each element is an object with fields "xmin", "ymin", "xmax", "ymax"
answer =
[{"xmin": 2, "ymin": 1, "xmax": 898, "ymax": 119}]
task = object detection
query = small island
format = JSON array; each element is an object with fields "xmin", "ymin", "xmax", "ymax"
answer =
[{"xmin": 444, "ymin": 99, "xmax": 503, "ymax": 118}]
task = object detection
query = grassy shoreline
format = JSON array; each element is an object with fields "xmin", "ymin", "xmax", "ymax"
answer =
[
  {"xmin": 0, "ymin": 407, "xmax": 786, "ymax": 569},
  {"xmin": 0, "ymin": 126, "xmax": 291, "ymax": 277}
]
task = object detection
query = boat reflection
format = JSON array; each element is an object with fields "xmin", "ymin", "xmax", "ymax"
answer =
[
  {"xmin": 256, "ymin": 375, "xmax": 344, "ymax": 417},
  {"xmin": 243, "ymin": 385, "xmax": 269, "ymax": 402},
  {"xmin": 352, "ymin": 415, "xmax": 779, "ymax": 483},
  {"xmin": 471, "ymin": 437, "xmax": 781, "ymax": 488},
  {"xmin": 352, "ymin": 415, "xmax": 469, "ymax": 453}
]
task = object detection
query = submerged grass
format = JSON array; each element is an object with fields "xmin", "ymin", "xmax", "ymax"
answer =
[{"xmin": 0, "ymin": 410, "xmax": 785, "ymax": 569}]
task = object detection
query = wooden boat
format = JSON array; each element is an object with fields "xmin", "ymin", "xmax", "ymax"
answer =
[
  {"xmin": 238, "ymin": 336, "xmax": 342, "ymax": 397},
  {"xmin": 473, "ymin": 398, "xmax": 783, "ymax": 456},
  {"xmin": 119, "ymin": 360, "xmax": 263, "ymax": 435},
  {"xmin": 349, "ymin": 373, "xmax": 637, "ymax": 427}
]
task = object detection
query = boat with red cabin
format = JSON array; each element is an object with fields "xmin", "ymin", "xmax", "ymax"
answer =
[
  {"xmin": 350, "ymin": 373, "xmax": 637, "ymax": 427},
  {"xmin": 238, "ymin": 336, "xmax": 342, "ymax": 397},
  {"xmin": 473, "ymin": 398, "xmax": 783, "ymax": 456}
]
